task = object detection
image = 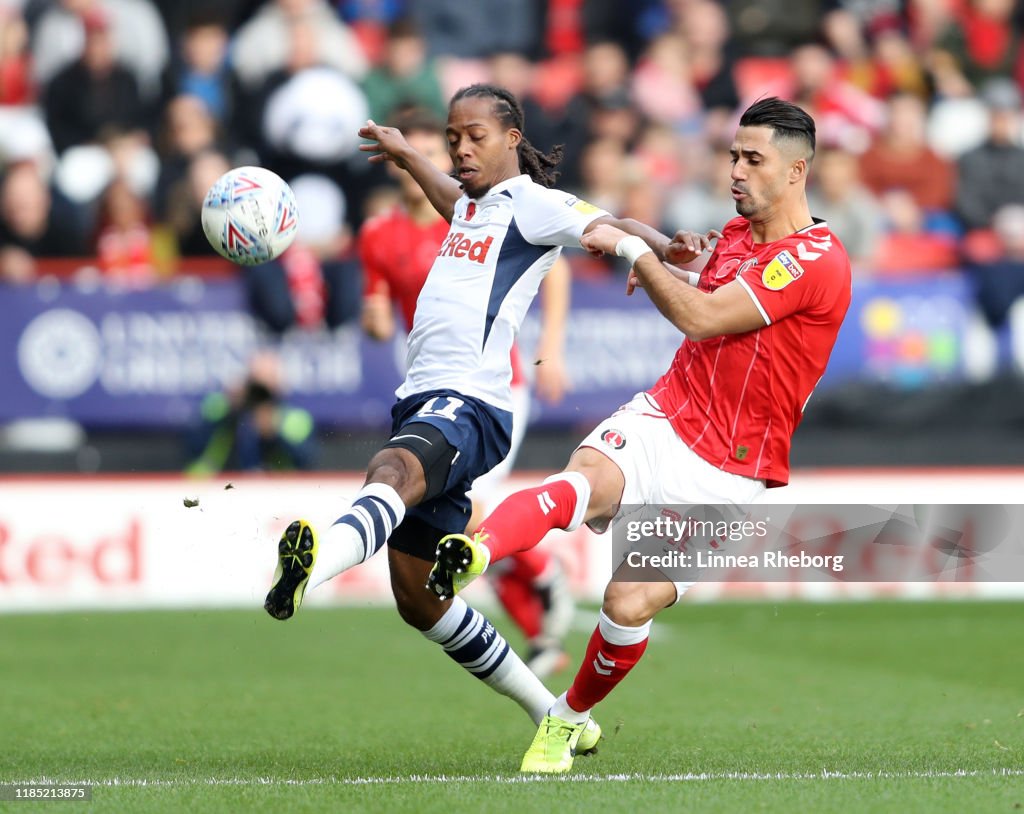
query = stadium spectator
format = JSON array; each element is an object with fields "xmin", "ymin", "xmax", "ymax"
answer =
[
  {"xmin": 956, "ymin": 78, "xmax": 1024, "ymax": 231},
  {"xmin": 537, "ymin": 0, "xmax": 587, "ymax": 58},
  {"xmin": 0, "ymin": 160, "xmax": 87, "ymax": 282},
  {"xmin": 162, "ymin": 11, "xmax": 235, "ymax": 125},
  {"xmin": 619, "ymin": 161, "xmax": 669, "ymax": 235},
  {"xmin": 633, "ymin": 123, "xmax": 686, "ymax": 192},
  {"xmin": 42, "ymin": 8, "xmax": 147, "ymax": 155},
  {"xmin": 870, "ymin": 29, "xmax": 930, "ymax": 99},
  {"xmin": 430, "ymin": 98, "xmax": 852, "ymax": 774},
  {"xmin": 581, "ymin": 40, "xmax": 631, "ymax": 113},
  {"xmin": 821, "ymin": 0, "xmax": 888, "ymax": 65},
  {"xmin": 728, "ymin": 0, "xmax": 822, "ymax": 57},
  {"xmin": 0, "ymin": 6, "xmax": 33, "ymax": 105},
  {"xmin": 665, "ymin": 141, "xmax": 741, "ymax": 239},
  {"xmin": 873, "ymin": 188, "xmax": 957, "ymax": 273},
  {"xmin": 819, "ymin": 0, "xmax": 921, "ymax": 102},
  {"xmin": 675, "ymin": 0, "xmax": 740, "ymax": 128},
  {"xmin": 962, "ymin": 203, "xmax": 1024, "ymax": 328},
  {"xmin": 859, "ymin": 92, "xmax": 956, "ymax": 226},
  {"xmin": 932, "ymin": 0, "xmax": 1024, "ymax": 92},
  {"xmin": 153, "ymin": 95, "xmax": 227, "ymax": 223},
  {"xmin": 631, "ymin": 33, "xmax": 703, "ymax": 132},
  {"xmin": 488, "ymin": 50, "xmax": 589, "ymax": 190},
  {"xmin": 265, "ymin": 83, "xmax": 672, "ymax": 753},
  {"xmin": 588, "ymin": 90, "xmax": 643, "ymax": 154},
  {"xmin": 94, "ymin": 176, "xmax": 158, "ymax": 284},
  {"xmin": 254, "ymin": 13, "xmax": 369, "ymax": 177},
  {"xmin": 159, "ymin": 147, "xmax": 231, "ymax": 259},
  {"xmin": 577, "ymin": 137, "xmax": 629, "ymax": 217},
  {"xmin": 582, "ymin": 0, "xmax": 661, "ymax": 59},
  {"xmin": 361, "ymin": 18, "xmax": 445, "ymax": 125},
  {"xmin": 336, "ymin": 0, "xmax": 408, "ymax": 63},
  {"xmin": 358, "ymin": 109, "xmax": 576, "ymax": 678},
  {"xmin": 187, "ymin": 350, "xmax": 315, "ymax": 474},
  {"xmin": 31, "ymin": 0, "xmax": 169, "ymax": 103},
  {"xmin": 768, "ymin": 42, "xmax": 884, "ymax": 153},
  {"xmin": 0, "ymin": 10, "xmax": 54, "ymax": 186},
  {"xmin": 245, "ymin": 173, "xmax": 361, "ymax": 333},
  {"xmin": 230, "ymin": 0, "xmax": 367, "ymax": 92},
  {"xmin": 807, "ymin": 147, "xmax": 880, "ymax": 266},
  {"xmin": 410, "ymin": 0, "xmax": 541, "ymax": 61}
]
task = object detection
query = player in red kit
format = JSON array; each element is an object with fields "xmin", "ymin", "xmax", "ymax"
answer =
[
  {"xmin": 428, "ymin": 98, "xmax": 853, "ymax": 772},
  {"xmin": 359, "ymin": 110, "xmax": 576, "ymax": 678}
]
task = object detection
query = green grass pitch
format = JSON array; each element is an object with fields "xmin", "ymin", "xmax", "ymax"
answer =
[{"xmin": 1, "ymin": 601, "xmax": 1021, "ymax": 813}]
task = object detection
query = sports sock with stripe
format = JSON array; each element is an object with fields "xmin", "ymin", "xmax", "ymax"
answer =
[
  {"xmin": 307, "ymin": 482, "xmax": 405, "ymax": 591},
  {"xmin": 477, "ymin": 472, "xmax": 591, "ymax": 563},
  {"xmin": 557, "ymin": 610, "xmax": 650, "ymax": 719},
  {"xmin": 423, "ymin": 595, "xmax": 554, "ymax": 725}
]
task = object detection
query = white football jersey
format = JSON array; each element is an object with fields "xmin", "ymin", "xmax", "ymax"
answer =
[{"xmin": 397, "ymin": 174, "xmax": 608, "ymax": 411}]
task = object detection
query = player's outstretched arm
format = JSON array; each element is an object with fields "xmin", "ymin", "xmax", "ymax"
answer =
[
  {"xmin": 581, "ymin": 224, "xmax": 765, "ymax": 341},
  {"xmin": 583, "ymin": 216, "xmax": 674, "ymax": 261},
  {"xmin": 358, "ymin": 120, "xmax": 463, "ymax": 222}
]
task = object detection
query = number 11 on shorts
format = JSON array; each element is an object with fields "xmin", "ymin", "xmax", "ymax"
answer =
[{"xmin": 418, "ymin": 396, "xmax": 464, "ymax": 422}]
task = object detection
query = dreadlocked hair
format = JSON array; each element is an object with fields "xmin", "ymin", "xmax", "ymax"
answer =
[{"xmin": 450, "ymin": 83, "xmax": 564, "ymax": 187}]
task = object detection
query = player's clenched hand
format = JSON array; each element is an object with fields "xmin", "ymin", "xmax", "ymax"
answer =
[
  {"xmin": 580, "ymin": 223, "xmax": 629, "ymax": 257},
  {"xmin": 358, "ymin": 120, "xmax": 413, "ymax": 169},
  {"xmin": 666, "ymin": 229, "xmax": 722, "ymax": 265}
]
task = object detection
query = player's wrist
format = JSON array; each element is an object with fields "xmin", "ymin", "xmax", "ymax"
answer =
[{"xmin": 615, "ymin": 235, "xmax": 655, "ymax": 267}]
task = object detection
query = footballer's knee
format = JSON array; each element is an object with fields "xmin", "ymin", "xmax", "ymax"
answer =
[
  {"xmin": 376, "ymin": 422, "xmax": 458, "ymax": 506},
  {"xmin": 566, "ymin": 447, "xmax": 624, "ymax": 523},
  {"xmin": 602, "ymin": 580, "xmax": 673, "ymax": 628},
  {"xmin": 392, "ymin": 582, "xmax": 445, "ymax": 631},
  {"xmin": 365, "ymin": 447, "xmax": 426, "ymax": 505},
  {"xmin": 388, "ymin": 551, "xmax": 446, "ymax": 630}
]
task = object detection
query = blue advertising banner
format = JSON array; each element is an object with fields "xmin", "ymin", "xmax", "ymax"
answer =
[
  {"xmin": 0, "ymin": 280, "xmax": 399, "ymax": 429},
  {"xmin": 0, "ymin": 274, "xmax": 1011, "ymax": 430}
]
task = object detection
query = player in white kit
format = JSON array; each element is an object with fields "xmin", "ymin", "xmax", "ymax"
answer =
[{"xmin": 264, "ymin": 84, "xmax": 677, "ymax": 748}]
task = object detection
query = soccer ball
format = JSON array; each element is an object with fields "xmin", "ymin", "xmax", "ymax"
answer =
[{"xmin": 201, "ymin": 166, "xmax": 299, "ymax": 265}]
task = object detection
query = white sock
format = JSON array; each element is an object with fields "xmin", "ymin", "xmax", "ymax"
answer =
[
  {"xmin": 424, "ymin": 596, "xmax": 555, "ymax": 725},
  {"xmin": 307, "ymin": 483, "xmax": 405, "ymax": 592},
  {"xmin": 549, "ymin": 691, "xmax": 591, "ymax": 724}
]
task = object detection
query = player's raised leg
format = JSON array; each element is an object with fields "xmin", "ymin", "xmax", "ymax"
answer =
[
  {"xmin": 428, "ymin": 447, "xmax": 623, "ymax": 599},
  {"xmin": 388, "ymin": 528, "xmax": 550, "ymax": 722},
  {"xmin": 265, "ymin": 425, "xmax": 441, "ymax": 619}
]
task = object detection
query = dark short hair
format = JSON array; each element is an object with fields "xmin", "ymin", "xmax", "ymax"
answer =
[{"xmin": 739, "ymin": 97, "xmax": 816, "ymax": 159}]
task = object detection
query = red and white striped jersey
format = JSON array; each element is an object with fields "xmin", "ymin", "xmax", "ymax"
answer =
[{"xmin": 648, "ymin": 216, "xmax": 851, "ymax": 487}]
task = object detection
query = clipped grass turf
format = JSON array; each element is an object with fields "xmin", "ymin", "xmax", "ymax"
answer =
[{"xmin": 1, "ymin": 601, "xmax": 1021, "ymax": 812}]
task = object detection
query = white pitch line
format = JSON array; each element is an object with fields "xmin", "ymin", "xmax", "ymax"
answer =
[{"xmin": 9, "ymin": 769, "xmax": 1024, "ymax": 787}]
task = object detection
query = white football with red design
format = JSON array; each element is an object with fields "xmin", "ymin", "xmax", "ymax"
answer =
[{"xmin": 201, "ymin": 166, "xmax": 299, "ymax": 265}]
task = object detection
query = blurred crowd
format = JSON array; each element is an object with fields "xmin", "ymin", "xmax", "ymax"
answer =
[{"xmin": 2, "ymin": 0, "xmax": 1024, "ymax": 332}]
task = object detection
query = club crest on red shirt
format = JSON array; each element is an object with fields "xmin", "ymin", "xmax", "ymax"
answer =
[{"xmin": 601, "ymin": 429, "xmax": 626, "ymax": 450}]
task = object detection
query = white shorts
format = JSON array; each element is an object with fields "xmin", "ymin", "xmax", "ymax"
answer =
[
  {"xmin": 468, "ymin": 383, "xmax": 531, "ymax": 507},
  {"xmin": 577, "ymin": 392, "xmax": 767, "ymax": 602}
]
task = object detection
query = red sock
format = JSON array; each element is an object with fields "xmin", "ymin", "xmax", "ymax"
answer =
[
  {"xmin": 491, "ymin": 569, "xmax": 543, "ymax": 639},
  {"xmin": 508, "ymin": 548, "xmax": 551, "ymax": 581},
  {"xmin": 478, "ymin": 479, "xmax": 579, "ymax": 563},
  {"xmin": 566, "ymin": 614, "xmax": 649, "ymax": 712}
]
